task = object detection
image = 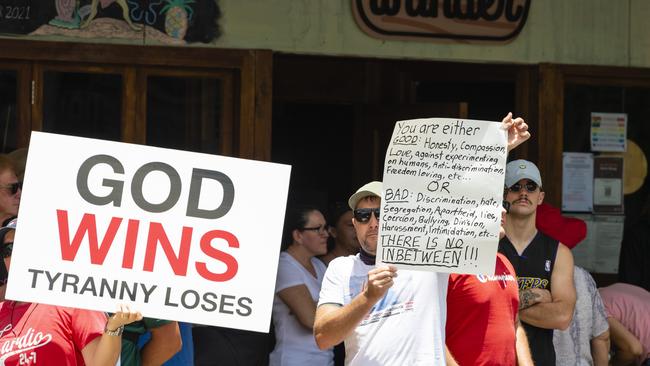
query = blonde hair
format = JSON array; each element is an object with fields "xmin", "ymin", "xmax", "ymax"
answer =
[
  {"xmin": 7, "ymin": 148, "xmax": 26, "ymax": 181},
  {"xmin": 356, "ymin": 195, "xmax": 380, "ymax": 208},
  {"xmin": 0, "ymin": 155, "xmax": 16, "ymax": 176}
]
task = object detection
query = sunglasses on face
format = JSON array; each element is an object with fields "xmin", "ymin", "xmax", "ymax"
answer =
[
  {"xmin": 1, "ymin": 242, "xmax": 12, "ymax": 258},
  {"xmin": 353, "ymin": 208, "xmax": 380, "ymax": 223},
  {"xmin": 300, "ymin": 224, "xmax": 329, "ymax": 234},
  {"xmin": 0, "ymin": 182, "xmax": 22, "ymax": 195},
  {"xmin": 507, "ymin": 181, "xmax": 538, "ymax": 193}
]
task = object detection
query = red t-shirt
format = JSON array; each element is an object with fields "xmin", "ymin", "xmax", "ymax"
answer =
[
  {"xmin": 0, "ymin": 302, "xmax": 106, "ymax": 365},
  {"xmin": 446, "ymin": 253, "xmax": 520, "ymax": 366}
]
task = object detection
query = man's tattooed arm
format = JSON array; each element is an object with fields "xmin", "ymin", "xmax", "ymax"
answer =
[{"xmin": 519, "ymin": 289, "xmax": 541, "ymax": 310}]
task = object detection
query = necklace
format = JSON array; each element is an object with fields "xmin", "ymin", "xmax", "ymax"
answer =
[{"xmin": 7, "ymin": 301, "xmax": 38, "ymax": 338}]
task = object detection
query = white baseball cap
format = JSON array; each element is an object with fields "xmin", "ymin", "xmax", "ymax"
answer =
[
  {"xmin": 505, "ymin": 159, "xmax": 542, "ymax": 188},
  {"xmin": 348, "ymin": 181, "xmax": 382, "ymax": 209}
]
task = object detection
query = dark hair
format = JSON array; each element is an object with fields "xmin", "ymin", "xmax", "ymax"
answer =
[
  {"xmin": 184, "ymin": 0, "xmax": 222, "ymax": 43},
  {"xmin": 281, "ymin": 205, "xmax": 321, "ymax": 251},
  {"xmin": 325, "ymin": 201, "xmax": 351, "ymax": 252}
]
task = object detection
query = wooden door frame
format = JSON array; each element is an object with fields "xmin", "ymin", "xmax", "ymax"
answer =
[{"xmin": 0, "ymin": 39, "xmax": 272, "ymax": 161}]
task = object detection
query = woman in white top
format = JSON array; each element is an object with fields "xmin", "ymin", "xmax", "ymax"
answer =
[{"xmin": 270, "ymin": 205, "xmax": 334, "ymax": 366}]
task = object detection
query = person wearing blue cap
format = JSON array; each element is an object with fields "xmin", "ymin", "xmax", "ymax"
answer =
[{"xmin": 499, "ymin": 159, "xmax": 577, "ymax": 366}]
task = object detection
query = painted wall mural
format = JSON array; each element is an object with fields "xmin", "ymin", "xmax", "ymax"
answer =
[{"xmin": 0, "ymin": 0, "xmax": 221, "ymax": 44}]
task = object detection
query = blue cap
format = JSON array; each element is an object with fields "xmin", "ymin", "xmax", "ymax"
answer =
[{"xmin": 505, "ymin": 160, "xmax": 542, "ymax": 188}]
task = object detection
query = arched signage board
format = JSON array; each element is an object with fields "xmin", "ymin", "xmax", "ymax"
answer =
[{"xmin": 352, "ymin": 0, "xmax": 531, "ymax": 43}]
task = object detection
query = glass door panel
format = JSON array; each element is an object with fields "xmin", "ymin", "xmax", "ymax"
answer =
[
  {"xmin": 0, "ymin": 70, "xmax": 18, "ymax": 152},
  {"xmin": 146, "ymin": 76, "xmax": 222, "ymax": 154},
  {"xmin": 41, "ymin": 71, "xmax": 123, "ymax": 141}
]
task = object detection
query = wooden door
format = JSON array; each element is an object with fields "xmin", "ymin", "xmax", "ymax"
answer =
[
  {"xmin": 31, "ymin": 62, "xmax": 132, "ymax": 143},
  {"xmin": 352, "ymin": 102, "xmax": 468, "ymax": 188},
  {"xmin": 30, "ymin": 62, "xmax": 241, "ymax": 157},
  {"xmin": 136, "ymin": 67, "xmax": 235, "ymax": 155}
]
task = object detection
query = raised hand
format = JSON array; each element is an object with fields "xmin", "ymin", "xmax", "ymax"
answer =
[{"xmin": 501, "ymin": 112, "xmax": 530, "ymax": 152}]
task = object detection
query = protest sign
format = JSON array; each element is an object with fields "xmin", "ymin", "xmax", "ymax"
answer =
[
  {"xmin": 378, "ymin": 118, "xmax": 507, "ymax": 275},
  {"xmin": 6, "ymin": 132, "xmax": 291, "ymax": 333}
]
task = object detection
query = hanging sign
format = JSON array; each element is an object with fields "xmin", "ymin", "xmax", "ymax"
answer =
[{"xmin": 352, "ymin": 0, "xmax": 531, "ymax": 43}]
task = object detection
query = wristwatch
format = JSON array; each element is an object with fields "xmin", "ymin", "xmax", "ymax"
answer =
[{"xmin": 104, "ymin": 324, "xmax": 124, "ymax": 336}]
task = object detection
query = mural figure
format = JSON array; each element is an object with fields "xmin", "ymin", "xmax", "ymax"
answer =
[
  {"xmin": 49, "ymin": 0, "xmax": 80, "ymax": 29},
  {"xmin": 0, "ymin": 0, "xmax": 220, "ymax": 44},
  {"xmin": 82, "ymin": 0, "xmax": 142, "ymax": 31}
]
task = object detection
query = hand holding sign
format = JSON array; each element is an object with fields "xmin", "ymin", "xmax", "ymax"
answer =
[
  {"xmin": 106, "ymin": 304, "xmax": 144, "ymax": 332},
  {"xmin": 364, "ymin": 265, "xmax": 398, "ymax": 302}
]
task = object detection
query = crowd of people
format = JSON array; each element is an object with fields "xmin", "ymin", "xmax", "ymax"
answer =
[{"xmin": 0, "ymin": 113, "xmax": 648, "ymax": 365}]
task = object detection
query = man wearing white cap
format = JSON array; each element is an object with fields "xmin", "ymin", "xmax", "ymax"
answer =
[
  {"xmin": 500, "ymin": 159, "xmax": 576, "ymax": 366},
  {"xmin": 314, "ymin": 113, "xmax": 531, "ymax": 366},
  {"xmin": 315, "ymin": 180, "xmax": 449, "ymax": 365}
]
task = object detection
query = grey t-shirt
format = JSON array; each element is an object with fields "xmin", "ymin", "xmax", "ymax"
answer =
[{"xmin": 553, "ymin": 266, "xmax": 609, "ymax": 365}]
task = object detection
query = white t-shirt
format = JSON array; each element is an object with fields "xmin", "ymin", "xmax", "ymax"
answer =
[
  {"xmin": 318, "ymin": 254, "xmax": 449, "ymax": 366},
  {"xmin": 270, "ymin": 252, "xmax": 333, "ymax": 366}
]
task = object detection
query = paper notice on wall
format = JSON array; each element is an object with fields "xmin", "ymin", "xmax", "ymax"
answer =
[
  {"xmin": 592, "ymin": 215, "xmax": 624, "ymax": 273},
  {"xmin": 593, "ymin": 156, "xmax": 624, "ymax": 214},
  {"xmin": 566, "ymin": 214, "xmax": 623, "ymax": 274},
  {"xmin": 562, "ymin": 152, "xmax": 593, "ymax": 212},
  {"xmin": 569, "ymin": 214, "xmax": 597, "ymax": 271},
  {"xmin": 591, "ymin": 112, "xmax": 627, "ymax": 152},
  {"xmin": 378, "ymin": 118, "xmax": 507, "ymax": 275}
]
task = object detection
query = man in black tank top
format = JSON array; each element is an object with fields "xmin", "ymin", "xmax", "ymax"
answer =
[{"xmin": 499, "ymin": 159, "xmax": 577, "ymax": 366}]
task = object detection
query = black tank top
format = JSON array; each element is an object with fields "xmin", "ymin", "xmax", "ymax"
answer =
[{"xmin": 499, "ymin": 232, "xmax": 559, "ymax": 366}]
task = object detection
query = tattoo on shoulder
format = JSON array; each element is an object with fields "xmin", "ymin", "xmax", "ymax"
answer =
[{"xmin": 519, "ymin": 289, "xmax": 540, "ymax": 310}]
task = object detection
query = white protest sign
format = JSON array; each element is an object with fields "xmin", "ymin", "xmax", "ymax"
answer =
[
  {"xmin": 378, "ymin": 118, "xmax": 507, "ymax": 275},
  {"xmin": 7, "ymin": 132, "xmax": 291, "ymax": 333}
]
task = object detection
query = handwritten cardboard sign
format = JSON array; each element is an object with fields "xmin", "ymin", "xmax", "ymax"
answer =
[
  {"xmin": 6, "ymin": 132, "xmax": 291, "ymax": 333},
  {"xmin": 377, "ymin": 118, "xmax": 507, "ymax": 275}
]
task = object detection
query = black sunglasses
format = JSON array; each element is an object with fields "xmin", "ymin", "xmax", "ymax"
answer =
[
  {"xmin": 353, "ymin": 208, "xmax": 380, "ymax": 223},
  {"xmin": 1, "ymin": 242, "xmax": 12, "ymax": 258},
  {"xmin": 507, "ymin": 181, "xmax": 538, "ymax": 193},
  {"xmin": 0, "ymin": 182, "xmax": 22, "ymax": 195},
  {"xmin": 300, "ymin": 224, "xmax": 329, "ymax": 234}
]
